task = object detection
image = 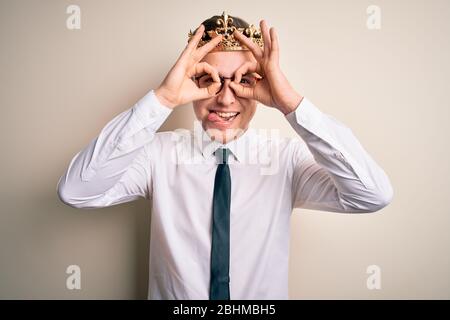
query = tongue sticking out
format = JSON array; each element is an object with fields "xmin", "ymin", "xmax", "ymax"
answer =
[{"xmin": 208, "ymin": 112, "xmax": 224, "ymax": 122}]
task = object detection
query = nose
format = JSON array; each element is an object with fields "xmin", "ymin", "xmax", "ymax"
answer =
[{"xmin": 216, "ymin": 77, "xmax": 236, "ymax": 106}]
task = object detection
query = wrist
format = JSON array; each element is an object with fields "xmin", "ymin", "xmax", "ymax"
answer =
[
  {"xmin": 279, "ymin": 93, "xmax": 304, "ymax": 115},
  {"xmin": 154, "ymin": 87, "xmax": 177, "ymax": 109}
]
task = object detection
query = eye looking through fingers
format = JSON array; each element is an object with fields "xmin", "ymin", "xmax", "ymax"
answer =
[{"xmin": 193, "ymin": 72, "xmax": 262, "ymax": 93}]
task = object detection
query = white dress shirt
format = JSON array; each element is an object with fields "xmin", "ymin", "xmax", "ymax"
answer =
[{"xmin": 57, "ymin": 89, "xmax": 393, "ymax": 299}]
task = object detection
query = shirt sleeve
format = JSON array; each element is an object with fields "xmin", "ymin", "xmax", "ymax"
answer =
[
  {"xmin": 285, "ymin": 97, "xmax": 393, "ymax": 213},
  {"xmin": 56, "ymin": 89, "xmax": 172, "ymax": 209}
]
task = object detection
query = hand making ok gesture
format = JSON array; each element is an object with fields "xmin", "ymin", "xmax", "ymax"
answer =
[
  {"xmin": 229, "ymin": 20, "xmax": 303, "ymax": 115},
  {"xmin": 155, "ymin": 24, "xmax": 223, "ymax": 109}
]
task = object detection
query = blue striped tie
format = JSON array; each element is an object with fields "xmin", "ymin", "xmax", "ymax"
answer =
[{"xmin": 210, "ymin": 147, "xmax": 231, "ymax": 300}]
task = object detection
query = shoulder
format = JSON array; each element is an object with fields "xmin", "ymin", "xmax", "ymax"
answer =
[
  {"xmin": 251, "ymin": 129, "xmax": 299, "ymax": 155},
  {"xmin": 150, "ymin": 130, "xmax": 189, "ymax": 144},
  {"xmin": 146, "ymin": 129, "xmax": 196, "ymax": 160}
]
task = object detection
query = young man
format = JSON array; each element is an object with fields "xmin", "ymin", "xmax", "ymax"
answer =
[{"xmin": 57, "ymin": 12, "xmax": 393, "ymax": 300}]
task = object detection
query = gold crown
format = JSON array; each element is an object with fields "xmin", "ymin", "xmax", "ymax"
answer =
[{"xmin": 187, "ymin": 12, "xmax": 264, "ymax": 52}]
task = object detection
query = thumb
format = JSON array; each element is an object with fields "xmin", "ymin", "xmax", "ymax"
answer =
[{"xmin": 229, "ymin": 82, "xmax": 254, "ymax": 99}]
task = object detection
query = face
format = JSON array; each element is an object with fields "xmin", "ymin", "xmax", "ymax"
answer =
[{"xmin": 193, "ymin": 51, "xmax": 258, "ymax": 144}]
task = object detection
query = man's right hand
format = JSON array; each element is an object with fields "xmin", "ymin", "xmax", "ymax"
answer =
[{"xmin": 154, "ymin": 24, "xmax": 223, "ymax": 109}]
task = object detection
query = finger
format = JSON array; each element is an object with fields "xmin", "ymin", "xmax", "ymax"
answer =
[
  {"xmin": 233, "ymin": 29, "xmax": 264, "ymax": 61},
  {"xmin": 193, "ymin": 62, "xmax": 221, "ymax": 83},
  {"xmin": 193, "ymin": 76, "xmax": 222, "ymax": 100},
  {"xmin": 193, "ymin": 81, "xmax": 222, "ymax": 100},
  {"xmin": 233, "ymin": 61, "xmax": 258, "ymax": 83},
  {"xmin": 186, "ymin": 24, "xmax": 205, "ymax": 53},
  {"xmin": 260, "ymin": 20, "xmax": 272, "ymax": 60},
  {"xmin": 228, "ymin": 81, "xmax": 255, "ymax": 99},
  {"xmin": 269, "ymin": 27, "xmax": 279, "ymax": 62},
  {"xmin": 194, "ymin": 34, "xmax": 223, "ymax": 61}
]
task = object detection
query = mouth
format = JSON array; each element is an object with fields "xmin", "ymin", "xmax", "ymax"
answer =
[{"xmin": 207, "ymin": 110, "xmax": 240, "ymax": 126}]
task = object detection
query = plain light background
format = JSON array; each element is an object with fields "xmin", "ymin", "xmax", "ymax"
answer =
[{"xmin": 0, "ymin": 0, "xmax": 449, "ymax": 299}]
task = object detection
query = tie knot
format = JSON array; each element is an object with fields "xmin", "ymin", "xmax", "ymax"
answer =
[{"xmin": 215, "ymin": 148, "xmax": 230, "ymax": 164}]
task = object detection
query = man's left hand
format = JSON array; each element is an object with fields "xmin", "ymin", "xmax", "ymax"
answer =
[{"xmin": 229, "ymin": 20, "xmax": 303, "ymax": 115}]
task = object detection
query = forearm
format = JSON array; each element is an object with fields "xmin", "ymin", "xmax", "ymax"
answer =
[
  {"xmin": 57, "ymin": 89, "xmax": 172, "ymax": 209},
  {"xmin": 287, "ymin": 97, "xmax": 393, "ymax": 212}
]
